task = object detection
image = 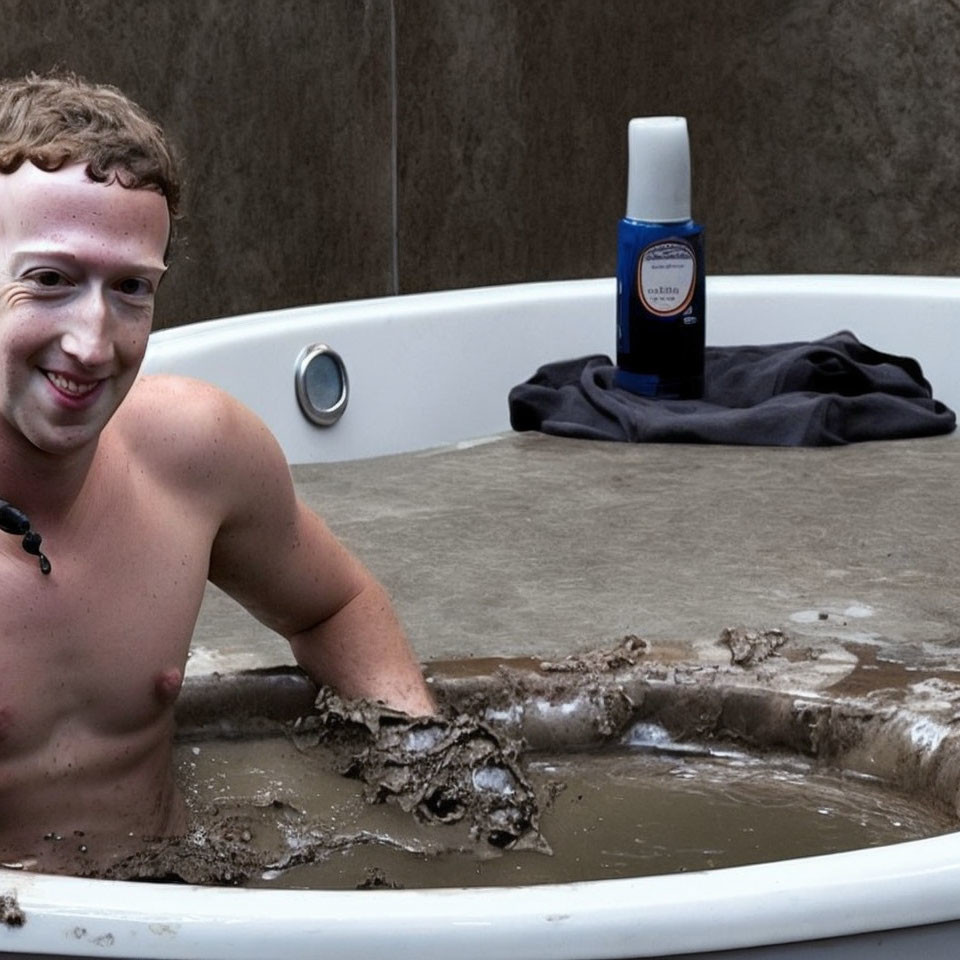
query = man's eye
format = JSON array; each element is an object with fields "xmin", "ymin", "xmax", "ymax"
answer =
[
  {"xmin": 29, "ymin": 270, "xmax": 68, "ymax": 288},
  {"xmin": 116, "ymin": 278, "xmax": 152, "ymax": 297}
]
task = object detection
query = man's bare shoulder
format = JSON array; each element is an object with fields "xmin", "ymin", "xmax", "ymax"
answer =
[{"xmin": 115, "ymin": 374, "xmax": 280, "ymax": 487}]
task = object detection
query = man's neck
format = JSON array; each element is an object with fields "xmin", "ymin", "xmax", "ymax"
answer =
[{"xmin": 0, "ymin": 424, "xmax": 101, "ymax": 526}]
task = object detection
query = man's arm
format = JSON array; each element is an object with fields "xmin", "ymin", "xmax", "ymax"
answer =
[
  {"xmin": 280, "ymin": 504, "xmax": 435, "ymax": 715},
  {"xmin": 175, "ymin": 379, "xmax": 435, "ymax": 716}
]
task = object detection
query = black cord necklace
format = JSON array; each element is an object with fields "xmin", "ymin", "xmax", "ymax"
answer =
[{"xmin": 0, "ymin": 500, "xmax": 51, "ymax": 574}]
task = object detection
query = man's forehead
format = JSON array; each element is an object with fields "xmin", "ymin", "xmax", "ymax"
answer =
[{"xmin": 0, "ymin": 161, "xmax": 170, "ymax": 265}]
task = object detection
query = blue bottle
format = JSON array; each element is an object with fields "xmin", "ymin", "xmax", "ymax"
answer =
[{"xmin": 615, "ymin": 117, "xmax": 705, "ymax": 399}]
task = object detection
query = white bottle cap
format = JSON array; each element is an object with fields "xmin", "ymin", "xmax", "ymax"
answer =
[{"xmin": 625, "ymin": 116, "xmax": 692, "ymax": 223}]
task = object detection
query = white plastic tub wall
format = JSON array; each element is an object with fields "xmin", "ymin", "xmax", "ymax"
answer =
[
  {"xmin": 3, "ymin": 276, "xmax": 960, "ymax": 960},
  {"xmin": 142, "ymin": 274, "xmax": 960, "ymax": 464}
]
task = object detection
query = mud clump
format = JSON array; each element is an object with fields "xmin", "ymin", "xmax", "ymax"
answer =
[
  {"xmin": 95, "ymin": 804, "xmax": 448, "ymax": 887},
  {"xmin": 357, "ymin": 867, "xmax": 402, "ymax": 889},
  {"xmin": 93, "ymin": 815, "xmax": 266, "ymax": 886},
  {"xmin": 83, "ymin": 691, "xmax": 549, "ymax": 886},
  {"xmin": 721, "ymin": 627, "xmax": 786, "ymax": 666},
  {"xmin": 295, "ymin": 690, "xmax": 546, "ymax": 852},
  {"xmin": 1, "ymin": 892, "xmax": 25, "ymax": 927},
  {"xmin": 539, "ymin": 635, "xmax": 646, "ymax": 674}
]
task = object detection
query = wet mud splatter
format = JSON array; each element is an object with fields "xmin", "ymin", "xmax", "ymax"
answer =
[
  {"xmin": 296, "ymin": 689, "xmax": 545, "ymax": 851},
  {"xmin": 538, "ymin": 635, "xmax": 647, "ymax": 673},
  {"xmin": 720, "ymin": 627, "xmax": 787, "ymax": 666},
  {"xmin": 16, "ymin": 632, "xmax": 960, "ymax": 889},
  {"xmin": 94, "ymin": 687, "xmax": 549, "ymax": 886},
  {"xmin": 0, "ymin": 892, "xmax": 25, "ymax": 927}
]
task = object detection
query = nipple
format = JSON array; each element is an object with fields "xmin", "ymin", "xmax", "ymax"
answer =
[
  {"xmin": 154, "ymin": 669, "xmax": 183, "ymax": 705},
  {"xmin": 0, "ymin": 500, "xmax": 52, "ymax": 575}
]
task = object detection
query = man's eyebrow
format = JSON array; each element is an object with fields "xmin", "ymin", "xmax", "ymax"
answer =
[{"xmin": 10, "ymin": 248, "xmax": 168, "ymax": 278}]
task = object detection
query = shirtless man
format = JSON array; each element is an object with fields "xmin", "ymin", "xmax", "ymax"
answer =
[{"xmin": 0, "ymin": 73, "xmax": 434, "ymax": 873}]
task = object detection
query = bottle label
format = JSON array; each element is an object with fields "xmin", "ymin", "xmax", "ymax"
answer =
[{"xmin": 637, "ymin": 240, "xmax": 697, "ymax": 316}]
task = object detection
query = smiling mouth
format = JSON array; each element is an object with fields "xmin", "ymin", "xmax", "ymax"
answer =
[{"xmin": 43, "ymin": 371, "xmax": 101, "ymax": 397}]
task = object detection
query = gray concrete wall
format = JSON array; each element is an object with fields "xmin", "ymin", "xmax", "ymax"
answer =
[{"xmin": 2, "ymin": 0, "xmax": 958, "ymax": 329}]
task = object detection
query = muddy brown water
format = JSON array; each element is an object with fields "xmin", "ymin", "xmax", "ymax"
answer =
[
  {"xmin": 92, "ymin": 640, "xmax": 959, "ymax": 890},
  {"xmin": 169, "ymin": 735, "xmax": 953, "ymax": 891}
]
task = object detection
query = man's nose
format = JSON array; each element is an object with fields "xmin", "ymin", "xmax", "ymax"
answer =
[{"xmin": 59, "ymin": 289, "xmax": 116, "ymax": 368}]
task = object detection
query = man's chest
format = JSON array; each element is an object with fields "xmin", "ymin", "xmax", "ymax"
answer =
[{"xmin": 0, "ymin": 501, "xmax": 215, "ymax": 755}]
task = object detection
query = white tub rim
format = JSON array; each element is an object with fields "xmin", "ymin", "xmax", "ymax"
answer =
[{"xmin": 4, "ymin": 813, "xmax": 960, "ymax": 958}]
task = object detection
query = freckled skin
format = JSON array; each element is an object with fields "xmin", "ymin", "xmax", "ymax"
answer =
[
  {"xmin": 0, "ymin": 164, "xmax": 434, "ymax": 874},
  {"xmin": 0, "ymin": 164, "xmax": 164, "ymax": 456}
]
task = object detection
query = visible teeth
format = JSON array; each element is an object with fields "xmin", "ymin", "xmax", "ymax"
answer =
[{"xmin": 45, "ymin": 372, "xmax": 98, "ymax": 396}]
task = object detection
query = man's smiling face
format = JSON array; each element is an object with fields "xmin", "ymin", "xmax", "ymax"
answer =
[{"xmin": 0, "ymin": 161, "xmax": 169, "ymax": 456}]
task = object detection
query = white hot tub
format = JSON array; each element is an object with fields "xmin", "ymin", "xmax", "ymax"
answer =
[
  {"xmin": 140, "ymin": 275, "xmax": 960, "ymax": 464},
  {"xmin": 2, "ymin": 275, "xmax": 960, "ymax": 960}
]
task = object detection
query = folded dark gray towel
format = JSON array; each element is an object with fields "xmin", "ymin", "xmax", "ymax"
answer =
[{"xmin": 509, "ymin": 331, "xmax": 956, "ymax": 446}]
